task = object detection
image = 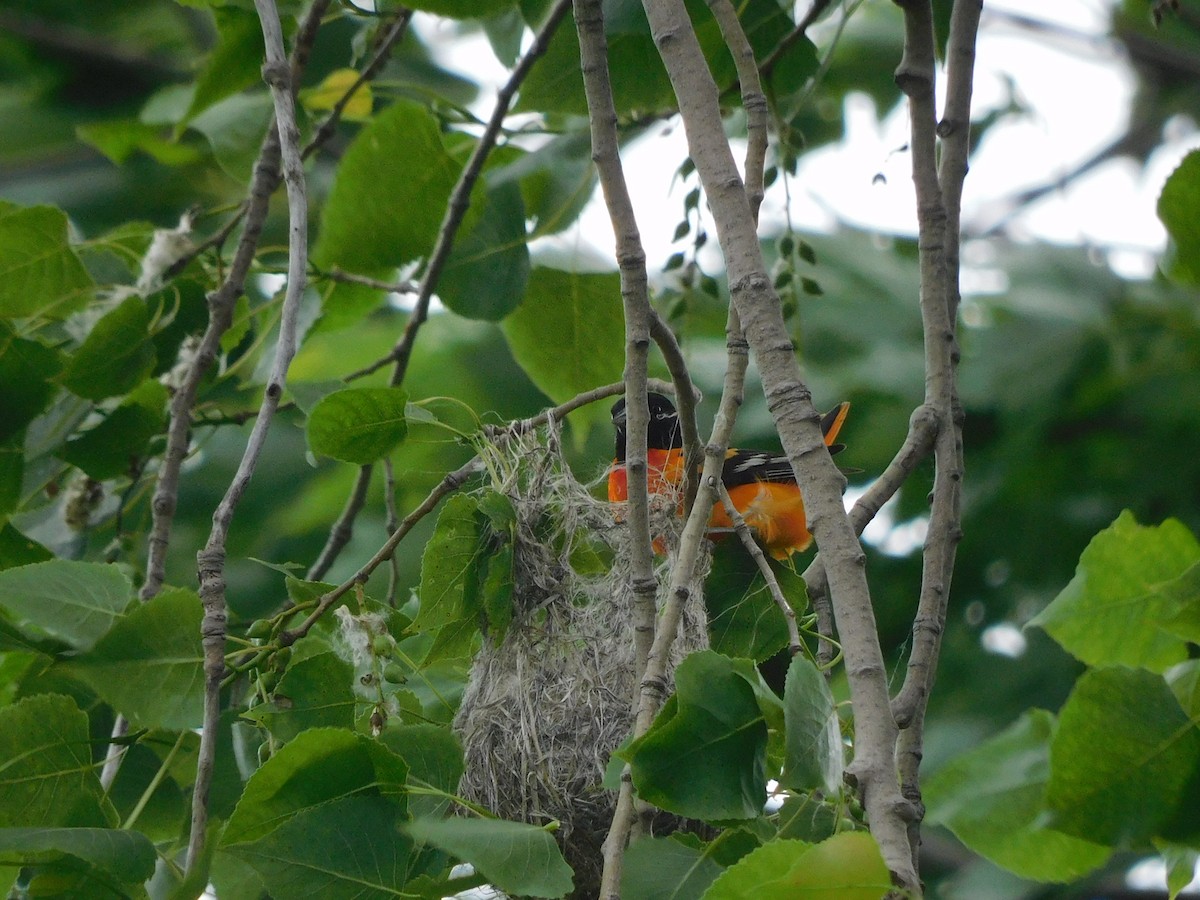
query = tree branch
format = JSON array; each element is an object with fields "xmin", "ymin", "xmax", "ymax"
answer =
[
  {"xmin": 187, "ymin": 0, "xmax": 310, "ymax": 871},
  {"xmin": 638, "ymin": 0, "xmax": 917, "ymax": 887}
]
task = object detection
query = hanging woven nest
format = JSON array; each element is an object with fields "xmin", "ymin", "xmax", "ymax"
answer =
[{"xmin": 454, "ymin": 423, "xmax": 710, "ymax": 896}]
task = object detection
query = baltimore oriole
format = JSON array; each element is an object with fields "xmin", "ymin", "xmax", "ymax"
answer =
[{"xmin": 608, "ymin": 392, "xmax": 849, "ymax": 559}]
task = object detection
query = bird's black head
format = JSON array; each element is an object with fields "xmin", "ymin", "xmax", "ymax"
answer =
[{"xmin": 611, "ymin": 392, "xmax": 682, "ymax": 461}]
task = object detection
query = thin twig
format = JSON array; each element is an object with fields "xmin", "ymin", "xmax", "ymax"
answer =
[
  {"xmin": 383, "ymin": 457, "xmax": 402, "ymax": 607},
  {"xmin": 188, "ymin": 0, "xmax": 309, "ymax": 871},
  {"xmin": 307, "ymin": 464, "xmax": 374, "ymax": 582},
  {"xmin": 717, "ymin": 484, "xmax": 803, "ymax": 656}
]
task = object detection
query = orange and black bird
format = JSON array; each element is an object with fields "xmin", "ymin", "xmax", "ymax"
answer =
[{"xmin": 608, "ymin": 392, "xmax": 850, "ymax": 559}]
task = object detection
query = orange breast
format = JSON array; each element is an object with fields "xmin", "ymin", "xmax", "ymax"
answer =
[{"xmin": 608, "ymin": 448, "xmax": 686, "ymax": 503}]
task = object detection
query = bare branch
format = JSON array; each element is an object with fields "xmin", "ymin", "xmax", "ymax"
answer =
[
  {"xmin": 187, "ymin": 0, "xmax": 310, "ymax": 870},
  {"xmin": 638, "ymin": 0, "xmax": 916, "ymax": 886},
  {"xmin": 307, "ymin": 464, "xmax": 374, "ymax": 582}
]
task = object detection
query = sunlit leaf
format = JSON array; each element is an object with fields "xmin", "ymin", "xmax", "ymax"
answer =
[
  {"xmin": 701, "ymin": 833, "xmax": 891, "ymax": 900},
  {"xmin": 1030, "ymin": 512, "xmax": 1199, "ymax": 672},
  {"xmin": 307, "ymin": 387, "xmax": 408, "ymax": 465},
  {"xmin": 300, "ymin": 68, "xmax": 373, "ymax": 121},
  {"xmin": 780, "ymin": 655, "xmax": 843, "ymax": 795},
  {"xmin": 1157, "ymin": 149, "xmax": 1200, "ymax": 285},
  {"xmin": 0, "ymin": 203, "xmax": 94, "ymax": 320}
]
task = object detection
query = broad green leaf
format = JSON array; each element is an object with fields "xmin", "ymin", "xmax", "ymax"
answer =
[
  {"xmin": 76, "ymin": 119, "xmax": 202, "ymax": 166},
  {"xmin": 189, "ymin": 92, "xmax": 275, "ymax": 181},
  {"xmin": 415, "ymin": 494, "xmax": 484, "ymax": 633},
  {"xmin": 500, "ymin": 266, "xmax": 624, "ymax": 437},
  {"xmin": 405, "ymin": 0, "xmax": 514, "ymax": 18},
  {"xmin": 226, "ymin": 794, "xmax": 414, "ymax": 899},
  {"xmin": 0, "ymin": 695, "xmax": 108, "ymax": 829},
  {"xmin": 438, "ymin": 179, "xmax": 529, "ymax": 321},
  {"xmin": 622, "ymin": 650, "xmax": 771, "ymax": 820},
  {"xmin": 780, "ymin": 655, "xmax": 842, "ymax": 795},
  {"xmin": 242, "ymin": 638, "xmax": 355, "ymax": 742},
  {"xmin": 924, "ymin": 709, "xmax": 1110, "ymax": 881},
  {"xmin": 222, "ymin": 728, "xmax": 408, "ymax": 846},
  {"xmin": 776, "ymin": 795, "xmax": 843, "ymax": 844},
  {"xmin": 379, "ymin": 724, "xmax": 464, "ymax": 818},
  {"xmin": 1047, "ymin": 667, "xmax": 1200, "ymax": 847},
  {"xmin": 1159, "ymin": 842, "xmax": 1200, "ymax": 900},
  {"xmin": 483, "ymin": 5, "xmax": 525, "ymax": 67},
  {"xmin": 0, "ymin": 327, "xmax": 63, "ymax": 443},
  {"xmin": 621, "ymin": 834, "xmax": 725, "ymax": 900},
  {"xmin": 63, "ymin": 587, "xmax": 204, "ymax": 731},
  {"xmin": 58, "ymin": 380, "xmax": 167, "ymax": 480},
  {"xmin": 1157, "ymin": 149, "xmax": 1200, "ymax": 285},
  {"xmin": 1030, "ymin": 512, "xmax": 1199, "ymax": 672},
  {"xmin": 491, "ymin": 131, "xmax": 597, "ymax": 238},
  {"xmin": 1160, "ymin": 563, "xmax": 1200, "ymax": 644},
  {"xmin": 0, "ymin": 827, "xmax": 155, "ymax": 885},
  {"xmin": 307, "ymin": 387, "xmax": 408, "ymax": 464},
  {"xmin": 61, "ymin": 296, "xmax": 157, "ymax": 402},
  {"xmin": 701, "ymin": 833, "xmax": 891, "ymax": 900},
  {"xmin": 0, "ymin": 560, "xmax": 133, "ymax": 650},
  {"xmin": 183, "ymin": 6, "xmax": 266, "ymax": 125},
  {"xmin": 406, "ymin": 816, "xmax": 574, "ymax": 898},
  {"xmin": 314, "ymin": 101, "xmax": 468, "ymax": 273},
  {"xmin": 300, "ymin": 68, "xmax": 373, "ymax": 122},
  {"xmin": 0, "ymin": 204, "xmax": 94, "ymax": 320}
]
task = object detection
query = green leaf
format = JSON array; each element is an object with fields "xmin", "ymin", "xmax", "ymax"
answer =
[
  {"xmin": 189, "ymin": 92, "xmax": 275, "ymax": 181},
  {"xmin": 0, "ymin": 203, "xmax": 94, "ymax": 320},
  {"xmin": 243, "ymin": 638, "xmax": 355, "ymax": 742},
  {"xmin": 0, "ymin": 695, "xmax": 108, "ymax": 829},
  {"xmin": 491, "ymin": 132, "xmax": 598, "ymax": 238},
  {"xmin": 438, "ymin": 178, "xmax": 529, "ymax": 321},
  {"xmin": 58, "ymin": 381, "xmax": 167, "ymax": 480},
  {"xmin": 1157, "ymin": 149, "xmax": 1200, "ymax": 285},
  {"xmin": 700, "ymin": 833, "xmax": 891, "ymax": 900},
  {"xmin": 378, "ymin": 724, "xmax": 464, "ymax": 818},
  {"xmin": 406, "ymin": 816, "xmax": 574, "ymax": 898},
  {"xmin": 226, "ymin": 794, "xmax": 415, "ymax": 899},
  {"xmin": 0, "ymin": 327, "xmax": 64, "ymax": 443},
  {"xmin": 76, "ymin": 119, "xmax": 202, "ymax": 166},
  {"xmin": 1159, "ymin": 841, "xmax": 1200, "ymax": 900},
  {"xmin": 221, "ymin": 727, "xmax": 408, "ymax": 846},
  {"xmin": 415, "ymin": 494, "xmax": 484, "ymax": 633},
  {"xmin": 924, "ymin": 709, "xmax": 1110, "ymax": 881},
  {"xmin": 0, "ymin": 560, "xmax": 133, "ymax": 650},
  {"xmin": 61, "ymin": 296, "xmax": 157, "ymax": 402},
  {"xmin": 314, "ymin": 101, "xmax": 468, "ymax": 273},
  {"xmin": 1047, "ymin": 666, "xmax": 1200, "ymax": 848},
  {"xmin": 780, "ymin": 655, "xmax": 842, "ymax": 795},
  {"xmin": 62, "ymin": 587, "xmax": 204, "ymax": 731},
  {"xmin": 0, "ymin": 827, "xmax": 155, "ymax": 885},
  {"xmin": 621, "ymin": 834, "xmax": 725, "ymax": 900},
  {"xmin": 307, "ymin": 387, "xmax": 408, "ymax": 464},
  {"xmin": 0, "ymin": 442, "xmax": 20, "ymax": 519},
  {"xmin": 1029, "ymin": 512, "xmax": 1199, "ymax": 672},
  {"xmin": 183, "ymin": 6, "xmax": 266, "ymax": 125},
  {"xmin": 623, "ymin": 651, "xmax": 772, "ymax": 820},
  {"xmin": 500, "ymin": 266, "xmax": 624, "ymax": 437}
]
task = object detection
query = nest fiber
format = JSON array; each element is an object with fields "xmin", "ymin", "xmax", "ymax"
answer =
[{"xmin": 454, "ymin": 425, "xmax": 710, "ymax": 893}]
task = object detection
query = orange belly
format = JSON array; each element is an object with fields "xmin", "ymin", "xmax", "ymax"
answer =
[{"xmin": 708, "ymin": 481, "xmax": 812, "ymax": 559}]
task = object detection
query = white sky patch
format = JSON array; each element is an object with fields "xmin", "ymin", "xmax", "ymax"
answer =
[
  {"xmin": 980, "ymin": 622, "xmax": 1027, "ymax": 658},
  {"xmin": 1126, "ymin": 856, "xmax": 1200, "ymax": 896},
  {"xmin": 846, "ymin": 485, "xmax": 927, "ymax": 558}
]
